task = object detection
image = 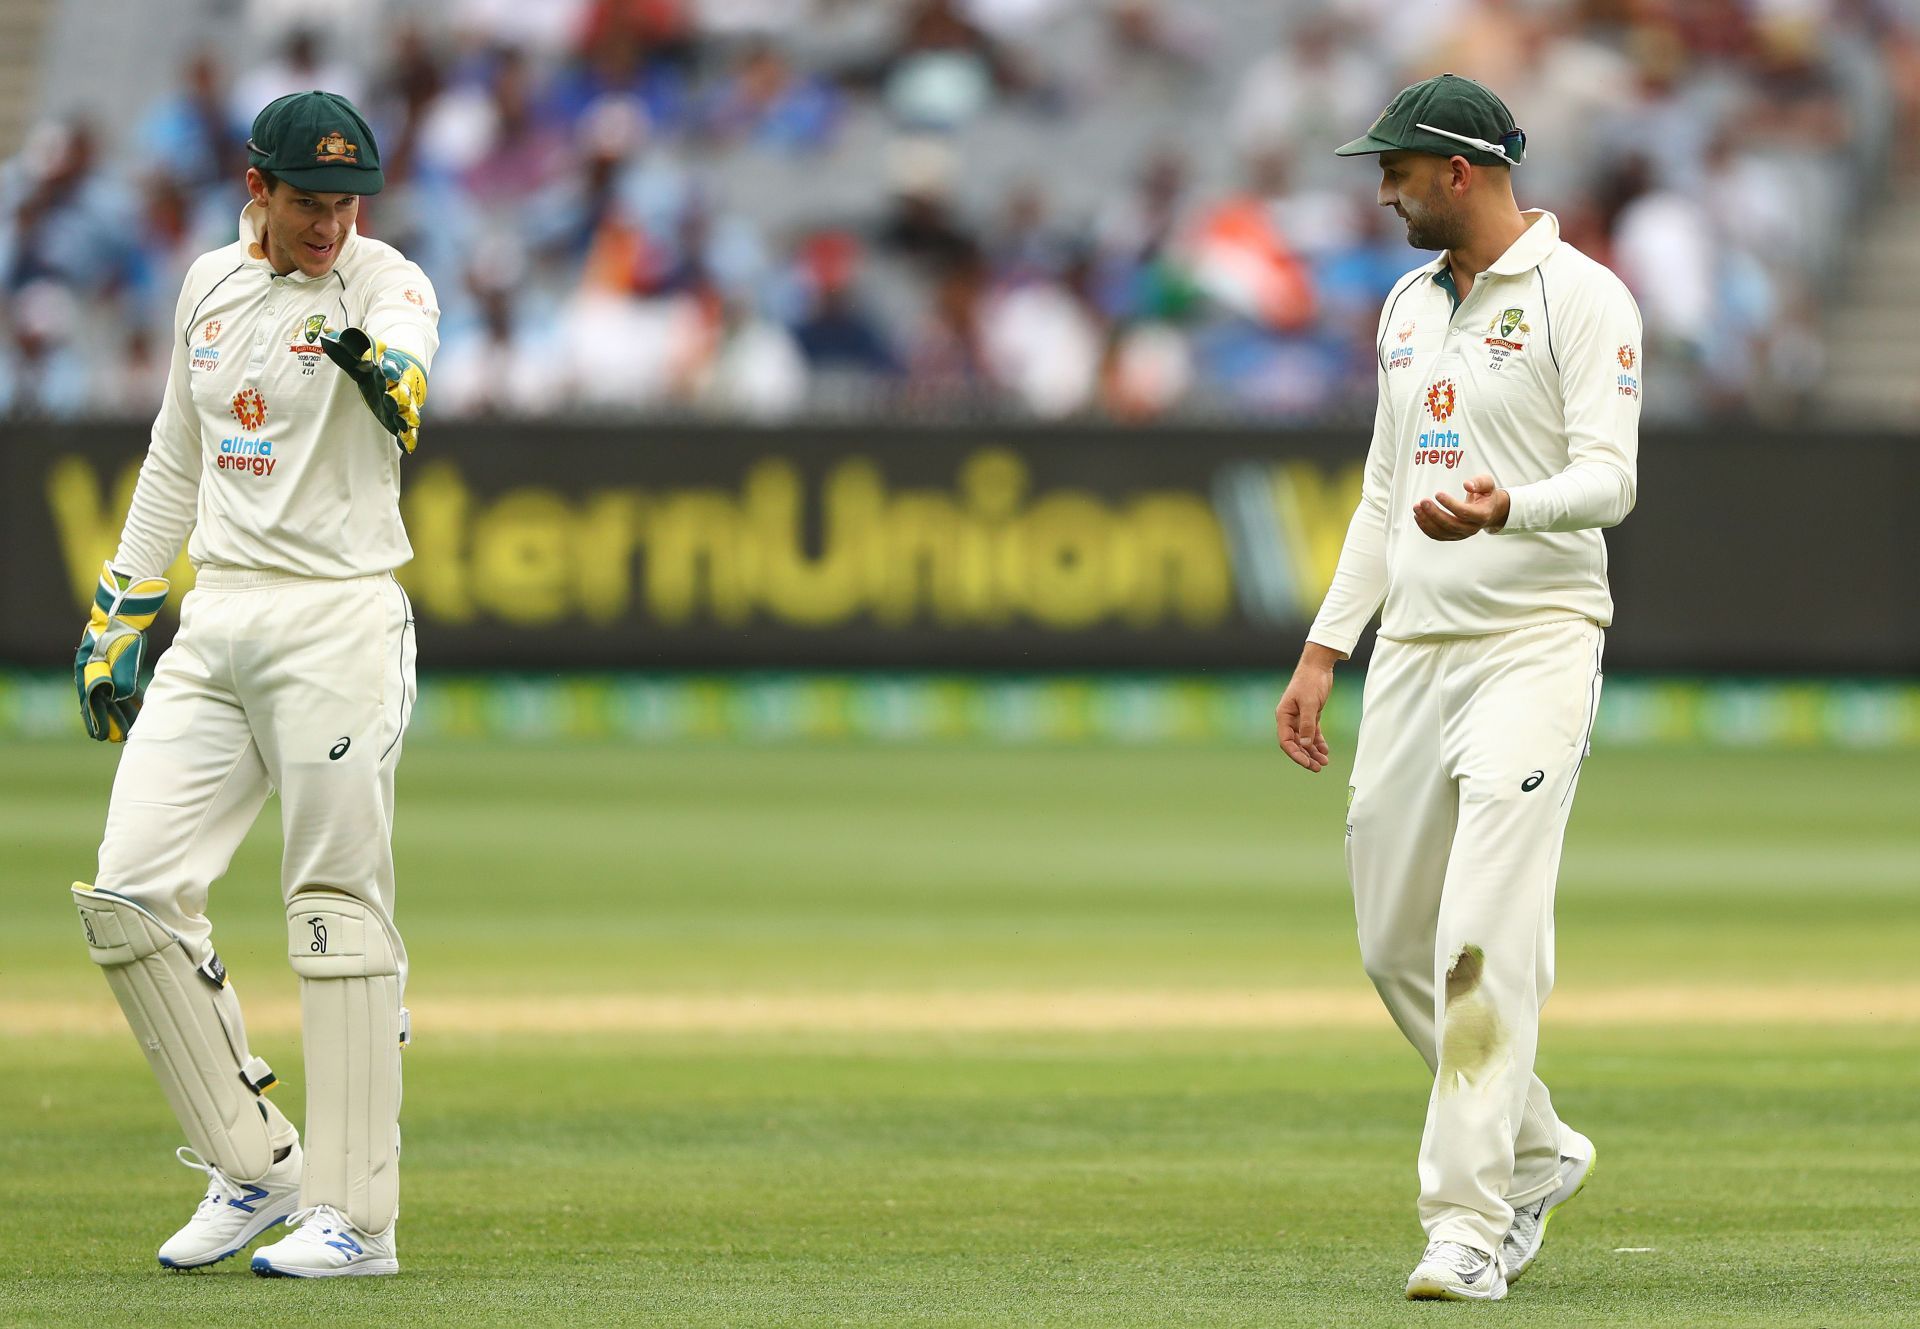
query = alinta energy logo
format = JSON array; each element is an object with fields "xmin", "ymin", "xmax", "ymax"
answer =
[
  {"xmin": 221, "ymin": 389, "xmax": 277, "ymax": 476},
  {"xmin": 1388, "ymin": 322, "xmax": 1417, "ymax": 371},
  {"xmin": 1416, "ymin": 378, "xmax": 1464, "ymax": 470},
  {"xmin": 231, "ymin": 388, "xmax": 267, "ymax": 431},
  {"xmin": 200, "ymin": 319, "xmax": 222, "ymax": 344},
  {"xmin": 1616, "ymin": 344, "xmax": 1641, "ymax": 399}
]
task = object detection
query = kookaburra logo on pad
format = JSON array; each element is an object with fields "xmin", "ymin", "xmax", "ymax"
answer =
[{"xmin": 308, "ymin": 917, "xmax": 329, "ymax": 954}]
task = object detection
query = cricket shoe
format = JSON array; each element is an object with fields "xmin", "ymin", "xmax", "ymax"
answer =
[
  {"xmin": 1405, "ymin": 1240, "xmax": 1507, "ymax": 1301},
  {"xmin": 1502, "ymin": 1129, "xmax": 1596, "ymax": 1285},
  {"xmin": 157, "ymin": 1143, "xmax": 303, "ymax": 1269},
  {"xmin": 252, "ymin": 1205, "xmax": 398, "ymax": 1277}
]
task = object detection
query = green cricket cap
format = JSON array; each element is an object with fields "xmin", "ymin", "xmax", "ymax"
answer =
[
  {"xmin": 246, "ymin": 90, "xmax": 383, "ymax": 194},
  {"xmin": 1335, "ymin": 73, "xmax": 1526, "ymax": 167}
]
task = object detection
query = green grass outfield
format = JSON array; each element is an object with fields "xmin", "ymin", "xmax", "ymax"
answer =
[{"xmin": 3, "ymin": 739, "xmax": 1918, "ymax": 1326}]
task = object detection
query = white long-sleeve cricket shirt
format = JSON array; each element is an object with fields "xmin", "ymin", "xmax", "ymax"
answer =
[
  {"xmin": 1307, "ymin": 210, "xmax": 1643, "ymax": 655},
  {"xmin": 113, "ymin": 203, "xmax": 440, "ymax": 581}
]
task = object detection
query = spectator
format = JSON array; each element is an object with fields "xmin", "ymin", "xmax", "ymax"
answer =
[
  {"xmin": 986, "ymin": 182, "xmax": 1070, "ymax": 287},
  {"xmin": 0, "ymin": 120, "xmax": 140, "ymax": 298},
  {"xmin": 695, "ymin": 295, "xmax": 809, "ymax": 419},
  {"xmin": 366, "ymin": 25, "xmax": 450, "ymax": 189},
  {"xmin": 137, "ymin": 50, "xmax": 244, "ymax": 192},
  {"xmin": 1093, "ymin": 149, "xmax": 1198, "ymax": 323},
  {"xmin": 0, "ymin": 281, "xmax": 91, "ymax": 418},
  {"xmin": 1181, "ymin": 151, "xmax": 1318, "ymax": 333},
  {"xmin": 880, "ymin": 0, "xmax": 1025, "ymax": 130},
  {"xmin": 433, "ymin": 245, "xmax": 569, "ymax": 418},
  {"xmin": 698, "ymin": 40, "xmax": 842, "ymax": 152},
  {"xmin": 1101, "ymin": 1, "xmax": 1214, "ymax": 97},
  {"xmin": 1230, "ymin": 16, "xmax": 1389, "ymax": 174},
  {"xmin": 417, "ymin": 46, "xmax": 570, "ymax": 204},
  {"xmin": 1603, "ymin": 156, "xmax": 1716, "ymax": 365},
  {"xmin": 524, "ymin": 95, "xmax": 651, "ymax": 265},
  {"xmin": 789, "ymin": 231, "xmax": 902, "ymax": 376},
  {"xmin": 982, "ymin": 247, "xmax": 1104, "ymax": 417},
  {"xmin": 552, "ymin": 0, "xmax": 697, "ymax": 132},
  {"xmin": 228, "ymin": 27, "xmax": 364, "ymax": 131},
  {"xmin": 907, "ymin": 247, "xmax": 991, "ymax": 404},
  {"xmin": 876, "ymin": 139, "xmax": 978, "ymax": 271}
]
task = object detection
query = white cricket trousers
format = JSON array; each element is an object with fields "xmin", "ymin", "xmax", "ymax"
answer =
[
  {"xmin": 1346, "ymin": 617, "xmax": 1603, "ymax": 1256},
  {"xmin": 95, "ymin": 568, "xmax": 416, "ymax": 1134}
]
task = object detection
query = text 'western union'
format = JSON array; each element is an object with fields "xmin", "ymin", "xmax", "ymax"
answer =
[
  {"xmin": 48, "ymin": 448, "xmax": 1361, "ymax": 632},
  {"xmin": 403, "ymin": 450, "xmax": 1229, "ymax": 630}
]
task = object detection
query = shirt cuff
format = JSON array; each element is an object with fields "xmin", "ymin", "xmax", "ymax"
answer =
[
  {"xmin": 1496, "ymin": 482, "xmax": 1543, "ymax": 534},
  {"xmin": 1305, "ymin": 624, "xmax": 1359, "ymax": 657}
]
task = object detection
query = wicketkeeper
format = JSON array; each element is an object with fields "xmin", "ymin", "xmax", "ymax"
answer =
[{"xmin": 71, "ymin": 90, "xmax": 437, "ymax": 1277}]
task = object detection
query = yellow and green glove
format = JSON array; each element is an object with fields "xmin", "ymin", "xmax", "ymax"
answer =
[
  {"xmin": 321, "ymin": 328, "xmax": 428, "ymax": 453},
  {"xmin": 74, "ymin": 561, "xmax": 170, "ymax": 743}
]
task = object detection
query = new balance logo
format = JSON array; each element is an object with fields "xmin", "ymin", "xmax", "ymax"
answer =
[
  {"xmin": 228, "ymin": 1183, "xmax": 270, "ymax": 1214},
  {"xmin": 325, "ymin": 1231, "xmax": 363, "ymax": 1256}
]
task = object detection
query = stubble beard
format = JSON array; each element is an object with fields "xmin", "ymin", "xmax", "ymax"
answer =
[
  {"xmin": 1402, "ymin": 191, "xmax": 1465, "ymax": 254},
  {"xmin": 1407, "ymin": 214, "xmax": 1463, "ymax": 253}
]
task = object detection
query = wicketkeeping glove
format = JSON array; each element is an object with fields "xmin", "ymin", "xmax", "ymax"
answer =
[
  {"xmin": 321, "ymin": 328, "xmax": 428, "ymax": 453},
  {"xmin": 74, "ymin": 561, "xmax": 170, "ymax": 743}
]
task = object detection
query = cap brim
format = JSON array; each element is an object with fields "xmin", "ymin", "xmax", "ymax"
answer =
[
  {"xmin": 1334, "ymin": 133, "xmax": 1404, "ymax": 157},
  {"xmin": 268, "ymin": 165, "xmax": 384, "ymax": 195}
]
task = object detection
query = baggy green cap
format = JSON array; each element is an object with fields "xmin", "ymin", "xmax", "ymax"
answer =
[
  {"xmin": 247, "ymin": 90, "xmax": 384, "ymax": 194},
  {"xmin": 1335, "ymin": 73, "xmax": 1525, "ymax": 167}
]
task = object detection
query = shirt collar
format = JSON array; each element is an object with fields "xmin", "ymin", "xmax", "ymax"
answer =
[
  {"xmin": 239, "ymin": 202, "xmax": 357, "ymax": 280},
  {"xmin": 1485, "ymin": 209, "xmax": 1559, "ymax": 276},
  {"xmin": 1425, "ymin": 208, "xmax": 1561, "ymax": 295}
]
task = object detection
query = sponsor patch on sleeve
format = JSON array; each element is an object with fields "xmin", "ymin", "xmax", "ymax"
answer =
[{"xmin": 1615, "ymin": 344, "xmax": 1640, "ymax": 398}]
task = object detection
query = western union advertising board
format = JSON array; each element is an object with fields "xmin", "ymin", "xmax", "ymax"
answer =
[{"xmin": 3, "ymin": 425, "xmax": 1911, "ymax": 670}]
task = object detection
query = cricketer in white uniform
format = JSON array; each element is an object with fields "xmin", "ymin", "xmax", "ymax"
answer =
[
  {"xmin": 1273, "ymin": 75, "xmax": 1642, "ymax": 1302},
  {"xmin": 70, "ymin": 91, "xmax": 437, "ymax": 1278}
]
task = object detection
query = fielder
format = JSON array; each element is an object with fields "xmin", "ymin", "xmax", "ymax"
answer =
[
  {"xmin": 1273, "ymin": 75, "xmax": 1642, "ymax": 1301},
  {"xmin": 71, "ymin": 91, "xmax": 435, "ymax": 1277}
]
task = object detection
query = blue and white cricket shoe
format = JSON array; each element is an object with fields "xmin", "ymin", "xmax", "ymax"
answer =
[
  {"xmin": 157, "ymin": 1143, "xmax": 303, "ymax": 1269},
  {"xmin": 252, "ymin": 1205, "xmax": 398, "ymax": 1277}
]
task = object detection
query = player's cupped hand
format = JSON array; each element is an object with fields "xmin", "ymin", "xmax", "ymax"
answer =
[
  {"xmin": 1413, "ymin": 474, "xmax": 1510, "ymax": 541},
  {"xmin": 1275, "ymin": 679, "xmax": 1332, "ymax": 773}
]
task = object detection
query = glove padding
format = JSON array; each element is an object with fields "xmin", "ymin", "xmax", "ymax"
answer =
[
  {"xmin": 320, "ymin": 328, "xmax": 428, "ymax": 454},
  {"xmin": 74, "ymin": 561, "xmax": 170, "ymax": 743}
]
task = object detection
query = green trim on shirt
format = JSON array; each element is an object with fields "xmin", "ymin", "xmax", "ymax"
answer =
[{"xmin": 1432, "ymin": 267, "xmax": 1461, "ymax": 312}]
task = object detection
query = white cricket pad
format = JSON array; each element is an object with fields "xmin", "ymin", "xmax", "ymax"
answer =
[
  {"xmin": 72, "ymin": 883, "xmax": 288, "ymax": 1182},
  {"xmin": 287, "ymin": 893, "xmax": 405, "ymax": 1235}
]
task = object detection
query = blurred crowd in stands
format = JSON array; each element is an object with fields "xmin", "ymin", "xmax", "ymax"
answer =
[{"xmin": 3, "ymin": 0, "xmax": 1917, "ymax": 424}]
